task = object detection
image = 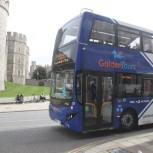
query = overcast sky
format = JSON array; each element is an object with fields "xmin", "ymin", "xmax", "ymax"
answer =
[{"xmin": 7, "ymin": 0, "xmax": 153, "ymax": 67}]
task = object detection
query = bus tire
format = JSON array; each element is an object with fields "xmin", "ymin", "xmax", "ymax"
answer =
[{"xmin": 120, "ymin": 110, "xmax": 137, "ymax": 131}]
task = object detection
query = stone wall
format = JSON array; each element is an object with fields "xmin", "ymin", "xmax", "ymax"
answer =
[
  {"xmin": 0, "ymin": 0, "xmax": 9, "ymax": 90},
  {"xmin": 26, "ymin": 79, "xmax": 50, "ymax": 87}
]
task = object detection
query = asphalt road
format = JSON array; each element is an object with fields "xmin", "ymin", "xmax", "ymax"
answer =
[
  {"xmin": 0, "ymin": 110, "xmax": 107, "ymax": 153},
  {"xmin": 1, "ymin": 110, "xmax": 153, "ymax": 153}
]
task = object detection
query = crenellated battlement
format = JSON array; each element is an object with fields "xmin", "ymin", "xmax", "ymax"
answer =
[
  {"xmin": 0, "ymin": 0, "xmax": 9, "ymax": 15},
  {"xmin": 0, "ymin": 0, "xmax": 9, "ymax": 5},
  {"xmin": 7, "ymin": 32, "xmax": 27, "ymax": 43}
]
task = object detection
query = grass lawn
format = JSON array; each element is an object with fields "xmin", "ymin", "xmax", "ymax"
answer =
[{"xmin": 0, "ymin": 82, "xmax": 50, "ymax": 98}]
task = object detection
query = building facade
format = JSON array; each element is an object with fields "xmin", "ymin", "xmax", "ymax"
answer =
[
  {"xmin": 7, "ymin": 32, "xmax": 29, "ymax": 85},
  {"xmin": 0, "ymin": 0, "xmax": 9, "ymax": 90}
]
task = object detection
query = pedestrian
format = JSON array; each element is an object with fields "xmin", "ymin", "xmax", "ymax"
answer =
[
  {"xmin": 40, "ymin": 93, "xmax": 46, "ymax": 101},
  {"xmin": 20, "ymin": 94, "xmax": 24, "ymax": 104},
  {"xmin": 16, "ymin": 93, "xmax": 20, "ymax": 103}
]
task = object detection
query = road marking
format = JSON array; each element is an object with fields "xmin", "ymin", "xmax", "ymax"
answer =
[{"xmin": 67, "ymin": 139, "xmax": 106, "ymax": 153}]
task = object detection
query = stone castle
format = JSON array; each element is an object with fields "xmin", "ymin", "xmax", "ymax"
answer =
[
  {"xmin": 0, "ymin": 0, "xmax": 30, "ymax": 90},
  {"xmin": 0, "ymin": 0, "xmax": 9, "ymax": 91},
  {"xmin": 0, "ymin": 0, "xmax": 52, "ymax": 91},
  {"xmin": 7, "ymin": 32, "xmax": 29, "ymax": 85}
]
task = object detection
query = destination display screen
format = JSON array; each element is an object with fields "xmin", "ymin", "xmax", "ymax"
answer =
[
  {"xmin": 54, "ymin": 50, "xmax": 71, "ymax": 65},
  {"xmin": 53, "ymin": 43, "xmax": 76, "ymax": 66}
]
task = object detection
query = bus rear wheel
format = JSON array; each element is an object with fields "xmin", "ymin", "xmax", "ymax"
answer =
[{"xmin": 120, "ymin": 110, "xmax": 137, "ymax": 131}]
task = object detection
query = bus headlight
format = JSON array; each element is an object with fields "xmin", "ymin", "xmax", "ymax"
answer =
[{"xmin": 66, "ymin": 113, "xmax": 77, "ymax": 121}]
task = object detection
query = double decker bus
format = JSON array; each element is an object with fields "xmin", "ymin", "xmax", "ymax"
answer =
[{"xmin": 49, "ymin": 10, "xmax": 153, "ymax": 132}]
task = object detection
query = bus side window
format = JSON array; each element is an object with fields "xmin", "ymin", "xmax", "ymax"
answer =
[
  {"xmin": 143, "ymin": 35, "xmax": 153, "ymax": 53},
  {"xmin": 89, "ymin": 20, "xmax": 115, "ymax": 46},
  {"xmin": 116, "ymin": 73, "xmax": 142, "ymax": 98},
  {"xmin": 143, "ymin": 77, "xmax": 153, "ymax": 97},
  {"xmin": 118, "ymin": 26, "xmax": 140, "ymax": 50}
]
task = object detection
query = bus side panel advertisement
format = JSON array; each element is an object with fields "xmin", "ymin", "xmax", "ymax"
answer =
[{"xmin": 83, "ymin": 48, "xmax": 153, "ymax": 74}]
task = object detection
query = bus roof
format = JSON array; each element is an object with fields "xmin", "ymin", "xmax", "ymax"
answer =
[
  {"xmin": 82, "ymin": 11, "xmax": 153, "ymax": 34},
  {"xmin": 115, "ymin": 19, "xmax": 153, "ymax": 34},
  {"xmin": 60, "ymin": 11, "xmax": 153, "ymax": 35}
]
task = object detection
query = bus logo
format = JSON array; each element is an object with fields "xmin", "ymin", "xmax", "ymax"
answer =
[
  {"xmin": 112, "ymin": 50, "xmax": 124, "ymax": 59},
  {"xmin": 99, "ymin": 50, "xmax": 136, "ymax": 70}
]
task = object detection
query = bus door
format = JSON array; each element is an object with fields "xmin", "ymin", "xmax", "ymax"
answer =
[
  {"xmin": 100, "ymin": 75, "xmax": 113, "ymax": 128},
  {"xmin": 83, "ymin": 73, "xmax": 113, "ymax": 131}
]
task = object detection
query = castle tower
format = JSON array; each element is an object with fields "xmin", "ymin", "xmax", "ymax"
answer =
[
  {"xmin": 0, "ymin": 0, "xmax": 9, "ymax": 90},
  {"xmin": 25, "ymin": 46, "xmax": 30, "ymax": 79},
  {"xmin": 7, "ymin": 32, "xmax": 29, "ymax": 85},
  {"xmin": 30, "ymin": 61, "xmax": 36, "ymax": 78}
]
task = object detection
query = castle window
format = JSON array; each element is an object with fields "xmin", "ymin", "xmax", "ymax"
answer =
[
  {"xmin": 18, "ymin": 70, "xmax": 20, "ymax": 75},
  {"xmin": 18, "ymin": 58, "xmax": 20, "ymax": 63}
]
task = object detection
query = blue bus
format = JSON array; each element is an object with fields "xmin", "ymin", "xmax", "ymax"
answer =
[{"xmin": 49, "ymin": 11, "xmax": 153, "ymax": 132}]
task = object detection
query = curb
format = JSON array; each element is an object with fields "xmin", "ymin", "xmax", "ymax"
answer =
[
  {"xmin": 0, "ymin": 108, "xmax": 48, "ymax": 113},
  {"xmin": 0, "ymin": 101, "xmax": 50, "ymax": 113},
  {"xmin": 0, "ymin": 99, "xmax": 50, "ymax": 105}
]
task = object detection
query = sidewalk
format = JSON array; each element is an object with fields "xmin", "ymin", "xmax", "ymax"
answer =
[
  {"xmin": 84, "ymin": 132, "xmax": 153, "ymax": 153},
  {"xmin": 0, "ymin": 101, "xmax": 49, "ymax": 113},
  {"xmin": 68, "ymin": 129, "xmax": 153, "ymax": 153}
]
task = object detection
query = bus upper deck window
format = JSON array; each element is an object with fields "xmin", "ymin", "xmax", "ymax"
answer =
[
  {"xmin": 118, "ymin": 26, "xmax": 140, "ymax": 50},
  {"xmin": 143, "ymin": 33, "xmax": 153, "ymax": 53},
  {"xmin": 89, "ymin": 20, "xmax": 115, "ymax": 46}
]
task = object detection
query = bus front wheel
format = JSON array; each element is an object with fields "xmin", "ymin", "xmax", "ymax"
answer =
[{"xmin": 120, "ymin": 110, "xmax": 137, "ymax": 131}]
